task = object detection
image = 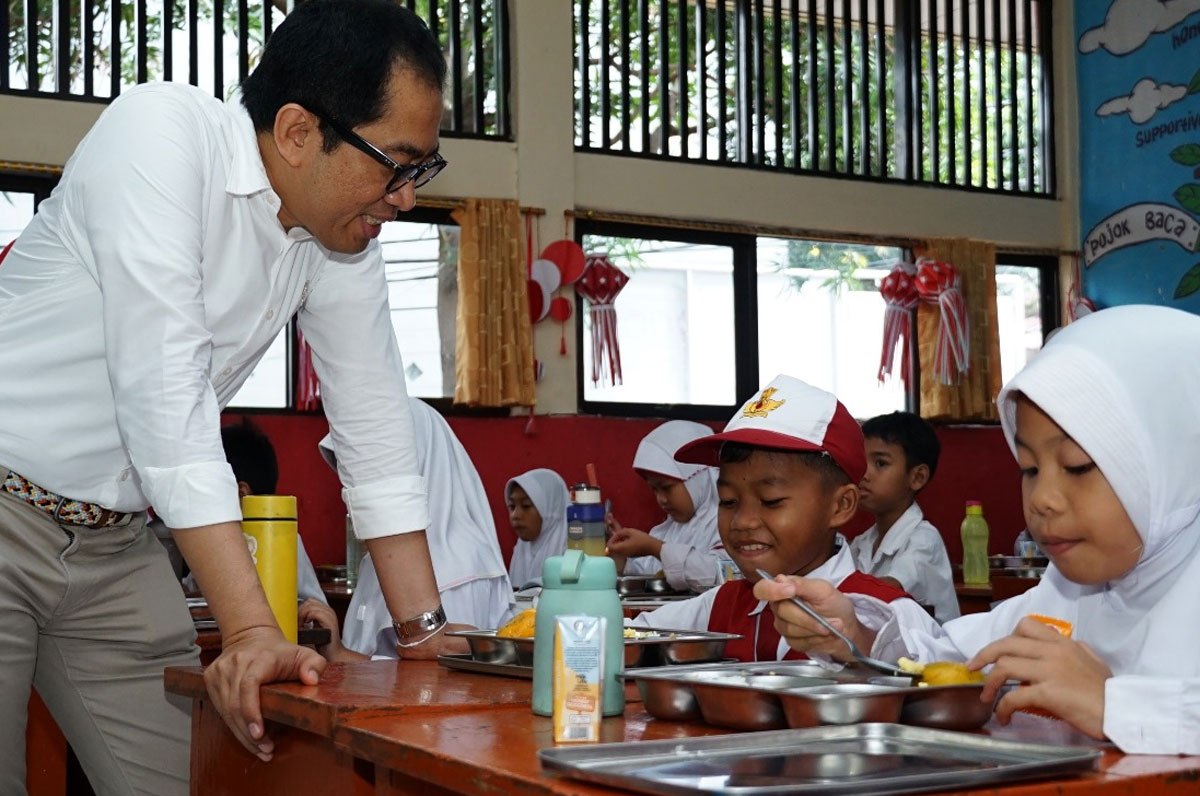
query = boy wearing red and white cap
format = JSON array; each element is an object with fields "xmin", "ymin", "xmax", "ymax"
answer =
[{"xmin": 632, "ymin": 375, "xmax": 916, "ymax": 663}]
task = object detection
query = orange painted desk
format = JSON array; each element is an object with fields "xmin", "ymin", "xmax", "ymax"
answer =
[{"xmin": 166, "ymin": 661, "xmax": 1200, "ymax": 796}]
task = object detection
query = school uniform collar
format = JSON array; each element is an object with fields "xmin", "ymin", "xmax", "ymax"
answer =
[
  {"xmin": 746, "ymin": 539, "xmax": 855, "ymax": 617},
  {"xmin": 872, "ymin": 502, "xmax": 926, "ymax": 557}
]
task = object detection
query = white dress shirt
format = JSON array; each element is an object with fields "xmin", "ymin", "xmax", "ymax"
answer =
[
  {"xmin": 849, "ymin": 502, "xmax": 960, "ymax": 622},
  {"xmin": 0, "ymin": 83, "xmax": 427, "ymax": 537}
]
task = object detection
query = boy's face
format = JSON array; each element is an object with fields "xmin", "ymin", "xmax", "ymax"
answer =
[
  {"xmin": 858, "ymin": 438, "xmax": 924, "ymax": 516},
  {"xmin": 507, "ymin": 485, "xmax": 543, "ymax": 542},
  {"xmin": 640, "ymin": 472, "xmax": 696, "ymax": 523},
  {"xmin": 716, "ymin": 450, "xmax": 856, "ymax": 582},
  {"xmin": 1014, "ymin": 398, "xmax": 1142, "ymax": 584}
]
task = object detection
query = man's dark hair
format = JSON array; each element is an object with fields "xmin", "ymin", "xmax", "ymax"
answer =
[
  {"xmin": 717, "ymin": 442, "xmax": 851, "ymax": 489},
  {"xmin": 221, "ymin": 419, "xmax": 279, "ymax": 494},
  {"xmin": 240, "ymin": 0, "xmax": 446, "ymax": 152},
  {"xmin": 861, "ymin": 411, "xmax": 940, "ymax": 478}
]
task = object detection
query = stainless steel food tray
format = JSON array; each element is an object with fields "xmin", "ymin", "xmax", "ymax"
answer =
[
  {"xmin": 618, "ymin": 575, "xmax": 684, "ymax": 597},
  {"xmin": 446, "ymin": 628, "xmax": 740, "ymax": 669},
  {"xmin": 625, "ymin": 661, "xmax": 994, "ymax": 730},
  {"xmin": 538, "ymin": 722, "xmax": 1102, "ymax": 796},
  {"xmin": 436, "ymin": 653, "xmax": 532, "ymax": 679}
]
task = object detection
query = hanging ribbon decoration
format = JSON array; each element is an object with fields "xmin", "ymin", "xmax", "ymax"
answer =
[
  {"xmin": 915, "ymin": 257, "xmax": 970, "ymax": 385},
  {"xmin": 575, "ymin": 253, "xmax": 630, "ymax": 387},
  {"xmin": 294, "ymin": 328, "xmax": 321, "ymax": 411},
  {"xmin": 877, "ymin": 261, "xmax": 919, "ymax": 387}
]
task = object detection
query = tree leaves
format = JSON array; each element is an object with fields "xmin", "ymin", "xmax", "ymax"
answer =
[
  {"xmin": 1190, "ymin": 68, "xmax": 1200, "ymax": 95},
  {"xmin": 1171, "ymin": 144, "xmax": 1200, "ymax": 166},
  {"xmin": 1175, "ymin": 263, "xmax": 1200, "ymax": 299},
  {"xmin": 1175, "ymin": 185, "xmax": 1200, "ymax": 215}
]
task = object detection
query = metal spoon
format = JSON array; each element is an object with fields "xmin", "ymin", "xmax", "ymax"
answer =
[{"xmin": 754, "ymin": 568, "xmax": 910, "ymax": 677}]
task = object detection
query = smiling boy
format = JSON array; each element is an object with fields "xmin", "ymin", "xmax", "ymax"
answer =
[{"xmin": 632, "ymin": 375, "xmax": 915, "ymax": 662}]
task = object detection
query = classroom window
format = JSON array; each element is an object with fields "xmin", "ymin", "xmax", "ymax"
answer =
[
  {"xmin": 995, "ymin": 254, "xmax": 1057, "ymax": 387},
  {"xmin": 579, "ymin": 232, "xmax": 738, "ymax": 409},
  {"xmin": 576, "ymin": 220, "xmax": 911, "ymax": 419},
  {"xmin": 756, "ymin": 237, "xmax": 907, "ymax": 419},
  {"xmin": 384, "ymin": 217, "xmax": 460, "ymax": 400}
]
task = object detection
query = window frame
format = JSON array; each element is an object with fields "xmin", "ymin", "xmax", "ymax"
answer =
[
  {"xmin": 993, "ymin": 252, "xmax": 1060, "ymax": 338},
  {"xmin": 574, "ymin": 218, "xmax": 921, "ymax": 420}
]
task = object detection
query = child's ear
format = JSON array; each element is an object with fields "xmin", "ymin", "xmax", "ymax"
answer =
[
  {"xmin": 829, "ymin": 483, "xmax": 860, "ymax": 528},
  {"xmin": 907, "ymin": 463, "xmax": 931, "ymax": 492}
]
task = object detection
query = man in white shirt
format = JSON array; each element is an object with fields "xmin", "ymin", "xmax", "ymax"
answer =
[{"xmin": 0, "ymin": 2, "xmax": 461, "ymax": 792}]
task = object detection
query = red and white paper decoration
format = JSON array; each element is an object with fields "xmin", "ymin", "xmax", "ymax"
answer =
[
  {"xmin": 914, "ymin": 257, "xmax": 970, "ymax": 384},
  {"xmin": 877, "ymin": 261, "xmax": 919, "ymax": 387},
  {"xmin": 576, "ymin": 253, "xmax": 629, "ymax": 387}
]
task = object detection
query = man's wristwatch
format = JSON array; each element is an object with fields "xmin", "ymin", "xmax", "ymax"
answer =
[{"xmin": 393, "ymin": 605, "xmax": 447, "ymax": 643}]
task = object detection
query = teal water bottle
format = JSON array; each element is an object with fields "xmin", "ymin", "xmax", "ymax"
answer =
[{"xmin": 531, "ymin": 549, "xmax": 625, "ymax": 717}]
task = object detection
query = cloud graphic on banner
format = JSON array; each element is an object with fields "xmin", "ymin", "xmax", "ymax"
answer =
[
  {"xmin": 1079, "ymin": 0, "xmax": 1200, "ymax": 55},
  {"xmin": 1098, "ymin": 78, "xmax": 1188, "ymax": 123}
]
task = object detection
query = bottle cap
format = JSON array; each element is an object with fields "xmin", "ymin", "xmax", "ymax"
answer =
[{"xmin": 965, "ymin": 500, "xmax": 982, "ymax": 507}]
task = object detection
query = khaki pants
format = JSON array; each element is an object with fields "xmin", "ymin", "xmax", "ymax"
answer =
[{"xmin": 0, "ymin": 490, "xmax": 198, "ymax": 796}]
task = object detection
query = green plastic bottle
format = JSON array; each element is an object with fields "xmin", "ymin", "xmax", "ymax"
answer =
[{"xmin": 961, "ymin": 500, "xmax": 990, "ymax": 585}]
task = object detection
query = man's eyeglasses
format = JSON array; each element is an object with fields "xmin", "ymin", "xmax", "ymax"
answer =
[{"xmin": 312, "ymin": 110, "xmax": 447, "ymax": 194}]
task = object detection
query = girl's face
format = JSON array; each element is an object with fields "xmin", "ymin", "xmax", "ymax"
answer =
[
  {"xmin": 641, "ymin": 472, "xmax": 695, "ymax": 523},
  {"xmin": 1014, "ymin": 398, "xmax": 1143, "ymax": 585},
  {"xmin": 507, "ymin": 485, "xmax": 543, "ymax": 542}
]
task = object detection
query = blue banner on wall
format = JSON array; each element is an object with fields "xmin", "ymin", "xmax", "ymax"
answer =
[{"xmin": 1077, "ymin": 0, "xmax": 1200, "ymax": 310}]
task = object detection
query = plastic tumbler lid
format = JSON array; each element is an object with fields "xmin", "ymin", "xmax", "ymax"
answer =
[
  {"xmin": 572, "ymin": 484, "xmax": 602, "ymax": 504},
  {"xmin": 241, "ymin": 494, "xmax": 297, "ymax": 520}
]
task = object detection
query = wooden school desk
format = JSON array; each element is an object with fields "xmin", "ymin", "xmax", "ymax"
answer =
[{"xmin": 167, "ymin": 660, "xmax": 1200, "ymax": 796}]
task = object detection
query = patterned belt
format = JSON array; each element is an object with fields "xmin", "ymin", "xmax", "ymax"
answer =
[{"xmin": 2, "ymin": 470, "xmax": 132, "ymax": 528}]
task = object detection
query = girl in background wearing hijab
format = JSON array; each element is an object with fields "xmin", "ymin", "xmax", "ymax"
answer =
[
  {"xmin": 505, "ymin": 469, "xmax": 570, "ymax": 589},
  {"xmin": 309, "ymin": 398, "xmax": 515, "ymax": 660},
  {"xmin": 756, "ymin": 305, "xmax": 1200, "ymax": 754},
  {"xmin": 607, "ymin": 420, "xmax": 725, "ymax": 593}
]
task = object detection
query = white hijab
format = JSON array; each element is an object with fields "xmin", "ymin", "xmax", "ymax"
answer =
[
  {"xmin": 505, "ymin": 469, "xmax": 570, "ymax": 589},
  {"xmin": 629, "ymin": 419, "xmax": 720, "ymax": 553},
  {"xmin": 318, "ymin": 398, "xmax": 510, "ymax": 597},
  {"xmin": 990, "ymin": 304, "xmax": 1200, "ymax": 675}
]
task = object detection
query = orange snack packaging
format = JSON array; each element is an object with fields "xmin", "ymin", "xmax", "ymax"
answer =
[{"xmin": 1018, "ymin": 615, "xmax": 1073, "ymax": 719}]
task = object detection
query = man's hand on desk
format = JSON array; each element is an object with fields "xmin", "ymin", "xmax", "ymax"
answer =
[
  {"xmin": 202, "ymin": 625, "xmax": 327, "ymax": 762},
  {"xmin": 393, "ymin": 622, "xmax": 473, "ymax": 660}
]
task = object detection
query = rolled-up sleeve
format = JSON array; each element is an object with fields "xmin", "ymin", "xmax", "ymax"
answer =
[
  {"xmin": 298, "ymin": 251, "xmax": 429, "ymax": 539},
  {"xmin": 73, "ymin": 88, "xmax": 239, "ymax": 529}
]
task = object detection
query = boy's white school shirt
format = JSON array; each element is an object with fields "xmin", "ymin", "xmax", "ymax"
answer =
[
  {"xmin": 631, "ymin": 542, "xmax": 902, "ymax": 661},
  {"xmin": 848, "ymin": 502, "xmax": 960, "ymax": 622}
]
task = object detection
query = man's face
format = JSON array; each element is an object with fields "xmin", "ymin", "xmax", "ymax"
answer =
[{"xmin": 282, "ymin": 66, "xmax": 444, "ymax": 254}]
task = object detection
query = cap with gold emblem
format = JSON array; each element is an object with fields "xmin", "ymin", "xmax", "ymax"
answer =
[{"xmin": 674, "ymin": 374, "xmax": 866, "ymax": 482}]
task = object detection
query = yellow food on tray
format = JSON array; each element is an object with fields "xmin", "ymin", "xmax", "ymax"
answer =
[
  {"xmin": 898, "ymin": 657, "xmax": 984, "ymax": 686},
  {"xmin": 497, "ymin": 608, "xmax": 536, "ymax": 638}
]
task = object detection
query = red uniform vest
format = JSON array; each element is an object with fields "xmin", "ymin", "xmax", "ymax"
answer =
[{"xmin": 708, "ymin": 572, "xmax": 911, "ymax": 662}]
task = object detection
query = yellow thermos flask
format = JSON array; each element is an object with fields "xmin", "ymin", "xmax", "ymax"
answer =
[{"xmin": 240, "ymin": 494, "xmax": 298, "ymax": 643}]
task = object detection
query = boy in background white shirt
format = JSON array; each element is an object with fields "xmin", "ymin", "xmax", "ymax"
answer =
[{"xmin": 849, "ymin": 412, "xmax": 959, "ymax": 622}]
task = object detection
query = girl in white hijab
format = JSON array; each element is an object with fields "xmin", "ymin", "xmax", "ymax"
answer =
[
  {"xmin": 608, "ymin": 420, "xmax": 726, "ymax": 593},
  {"xmin": 317, "ymin": 398, "xmax": 515, "ymax": 658},
  {"xmin": 757, "ymin": 305, "xmax": 1200, "ymax": 754},
  {"xmin": 505, "ymin": 469, "xmax": 570, "ymax": 589}
]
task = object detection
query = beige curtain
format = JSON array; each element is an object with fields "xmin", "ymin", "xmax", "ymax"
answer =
[
  {"xmin": 916, "ymin": 238, "xmax": 1001, "ymax": 421},
  {"xmin": 452, "ymin": 199, "xmax": 536, "ymax": 407}
]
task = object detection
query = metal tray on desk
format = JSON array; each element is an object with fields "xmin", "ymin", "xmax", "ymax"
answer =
[
  {"xmin": 538, "ymin": 723, "xmax": 1102, "ymax": 796},
  {"xmin": 446, "ymin": 628, "xmax": 740, "ymax": 669},
  {"xmin": 436, "ymin": 653, "xmax": 532, "ymax": 679}
]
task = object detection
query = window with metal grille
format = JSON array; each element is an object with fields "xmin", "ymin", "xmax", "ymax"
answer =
[
  {"xmin": 574, "ymin": 0, "xmax": 1053, "ymax": 195},
  {"xmin": 1, "ymin": 0, "xmax": 510, "ymax": 139}
]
